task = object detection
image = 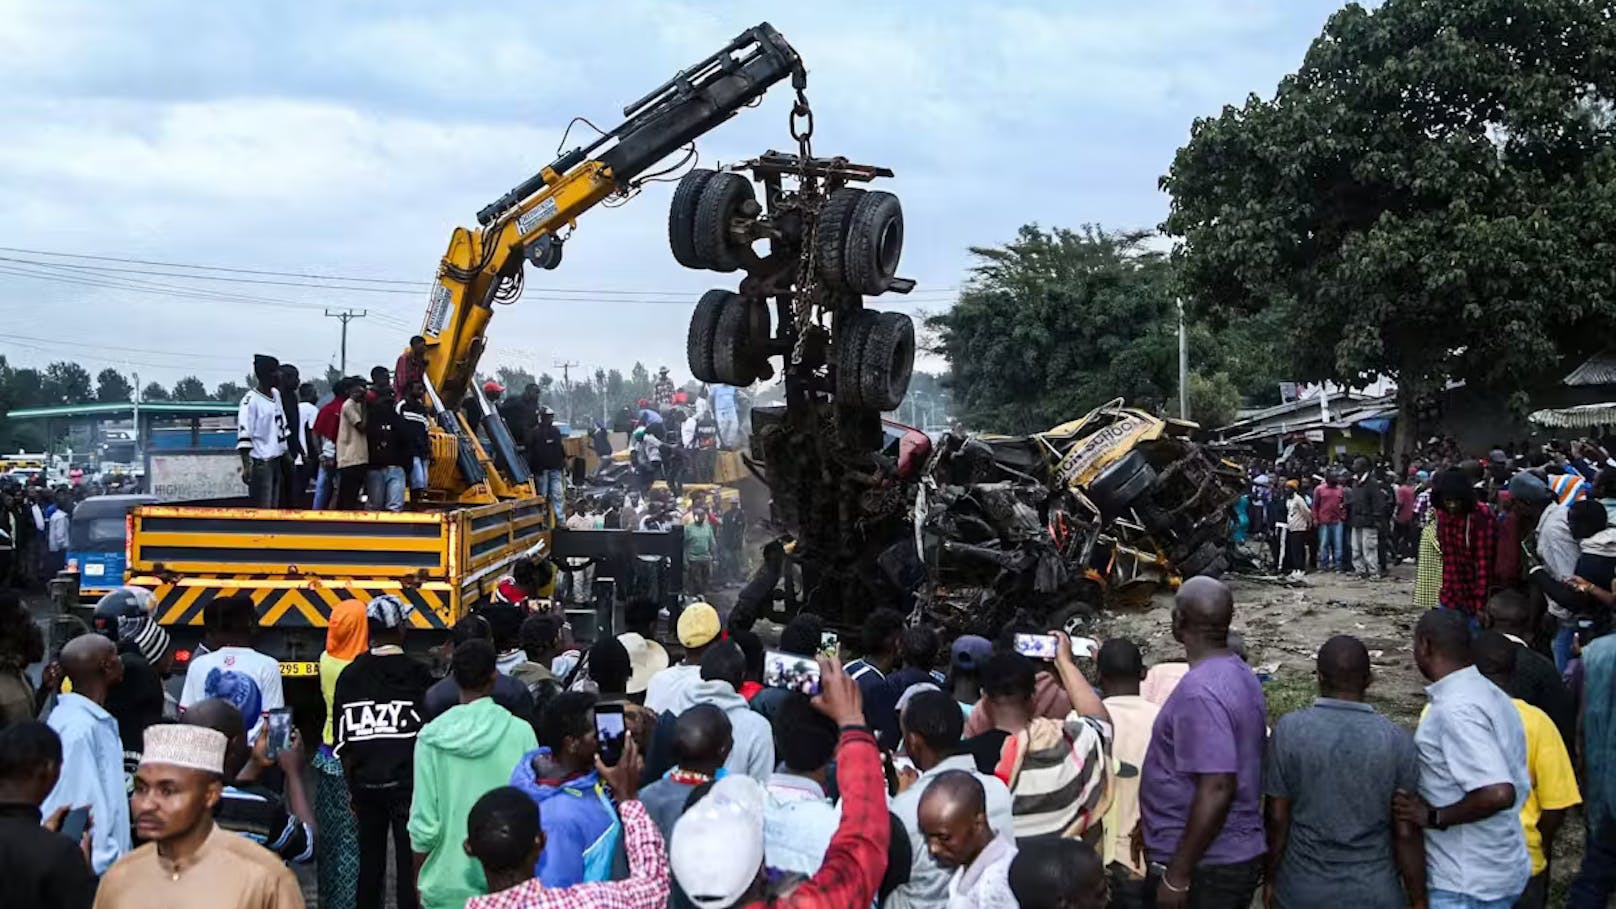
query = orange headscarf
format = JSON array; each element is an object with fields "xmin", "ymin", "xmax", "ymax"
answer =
[{"xmin": 325, "ymin": 599, "xmax": 369, "ymax": 661}]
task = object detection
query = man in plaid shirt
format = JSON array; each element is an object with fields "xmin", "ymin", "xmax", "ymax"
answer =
[
  {"xmin": 465, "ymin": 736, "xmax": 668, "ymax": 909},
  {"xmin": 669, "ymin": 656, "xmax": 890, "ymax": 909}
]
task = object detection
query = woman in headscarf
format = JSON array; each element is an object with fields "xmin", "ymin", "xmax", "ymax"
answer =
[{"xmin": 315, "ymin": 599, "xmax": 367, "ymax": 909}]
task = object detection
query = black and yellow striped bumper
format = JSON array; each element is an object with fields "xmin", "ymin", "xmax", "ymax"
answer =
[{"xmin": 129, "ymin": 575, "xmax": 453, "ymax": 630}]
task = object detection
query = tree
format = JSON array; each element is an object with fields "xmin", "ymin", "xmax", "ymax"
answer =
[
  {"xmin": 214, "ymin": 381, "xmax": 247, "ymax": 403},
  {"xmin": 95, "ymin": 369, "xmax": 134, "ymax": 403},
  {"xmin": 42, "ymin": 362, "xmax": 93, "ymax": 405},
  {"xmin": 494, "ymin": 366, "xmax": 538, "ymax": 395},
  {"xmin": 1162, "ymin": 0, "xmax": 1616, "ymax": 457},
  {"xmin": 172, "ymin": 376, "xmax": 208, "ymax": 401},
  {"xmin": 141, "ymin": 382, "xmax": 172, "ymax": 402},
  {"xmin": 927, "ymin": 225, "xmax": 1220, "ymax": 433},
  {"xmin": 628, "ymin": 362, "xmax": 652, "ymax": 405}
]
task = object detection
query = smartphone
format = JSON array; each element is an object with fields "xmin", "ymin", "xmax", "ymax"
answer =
[
  {"xmin": 264, "ymin": 707, "xmax": 294, "ymax": 761},
  {"xmin": 594, "ymin": 704, "xmax": 627, "ymax": 766},
  {"xmin": 818, "ymin": 631, "xmax": 839, "ymax": 659},
  {"xmin": 763, "ymin": 649, "xmax": 822, "ymax": 696},
  {"xmin": 59, "ymin": 806, "xmax": 90, "ymax": 842},
  {"xmin": 1013, "ymin": 633, "xmax": 1060, "ymax": 660},
  {"xmin": 1069, "ymin": 636, "xmax": 1099, "ymax": 659}
]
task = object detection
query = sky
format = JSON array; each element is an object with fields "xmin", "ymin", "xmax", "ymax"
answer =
[{"xmin": 0, "ymin": 0, "xmax": 1356, "ymax": 390}]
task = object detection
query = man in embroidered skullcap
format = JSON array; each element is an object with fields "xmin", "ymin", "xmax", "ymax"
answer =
[{"xmin": 92, "ymin": 724, "xmax": 304, "ymax": 909}]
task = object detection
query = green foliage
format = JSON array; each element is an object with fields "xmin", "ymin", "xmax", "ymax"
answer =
[
  {"xmin": 1163, "ymin": 0, "xmax": 1616, "ymax": 442},
  {"xmin": 95, "ymin": 369, "xmax": 133, "ymax": 403},
  {"xmin": 213, "ymin": 381, "xmax": 247, "ymax": 403},
  {"xmin": 926, "ymin": 225, "xmax": 1266, "ymax": 433},
  {"xmin": 494, "ymin": 366, "xmax": 538, "ymax": 394},
  {"xmin": 43, "ymin": 362, "xmax": 93, "ymax": 405},
  {"xmin": 140, "ymin": 382, "xmax": 171, "ymax": 402},
  {"xmin": 171, "ymin": 376, "xmax": 208, "ymax": 401},
  {"xmin": 1188, "ymin": 372, "xmax": 1242, "ymax": 428}
]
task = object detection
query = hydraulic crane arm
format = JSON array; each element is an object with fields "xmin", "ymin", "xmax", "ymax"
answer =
[{"xmin": 416, "ymin": 23, "xmax": 801, "ymax": 502}]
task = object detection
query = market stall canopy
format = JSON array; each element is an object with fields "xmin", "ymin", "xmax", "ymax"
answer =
[{"xmin": 1529, "ymin": 402, "xmax": 1616, "ymax": 429}]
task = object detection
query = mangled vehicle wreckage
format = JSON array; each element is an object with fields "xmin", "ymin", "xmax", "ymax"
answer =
[{"xmin": 750, "ymin": 399, "xmax": 1246, "ymax": 638}]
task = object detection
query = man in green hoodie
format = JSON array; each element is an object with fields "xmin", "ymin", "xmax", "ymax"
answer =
[{"xmin": 409, "ymin": 638, "xmax": 538, "ymax": 909}]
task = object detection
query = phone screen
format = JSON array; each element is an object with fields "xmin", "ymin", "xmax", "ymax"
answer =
[
  {"xmin": 59, "ymin": 806, "xmax": 89, "ymax": 842},
  {"xmin": 265, "ymin": 708, "xmax": 293, "ymax": 760},
  {"xmin": 1013, "ymin": 633, "xmax": 1059, "ymax": 660},
  {"xmin": 818, "ymin": 632, "xmax": 839, "ymax": 659},
  {"xmin": 763, "ymin": 650, "xmax": 822, "ymax": 695},
  {"xmin": 594, "ymin": 705, "xmax": 627, "ymax": 766}
]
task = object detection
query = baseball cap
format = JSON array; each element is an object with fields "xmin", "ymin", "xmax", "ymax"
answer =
[
  {"xmin": 483, "ymin": 380, "xmax": 506, "ymax": 394},
  {"xmin": 1507, "ymin": 472, "xmax": 1552, "ymax": 507},
  {"xmin": 676, "ymin": 602, "xmax": 721, "ymax": 649},
  {"xmin": 951, "ymin": 635, "xmax": 993, "ymax": 673},
  {"xmin": 1490, "ymin": 448, "xmax": 1509, "ymax": 464},
  {"xmin": 670, "ymin": 775, "xmax": 766, "ymax": 909}
]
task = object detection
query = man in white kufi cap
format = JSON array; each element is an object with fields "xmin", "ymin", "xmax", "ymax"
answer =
[{"xmin": 91, "ymin": 724, "xmax": 304, "ymax": 909}]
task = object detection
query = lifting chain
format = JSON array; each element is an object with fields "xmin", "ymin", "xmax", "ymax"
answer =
[{"xmin": 789, "ymin": 84, "xmax": 818, "ymax": 368}]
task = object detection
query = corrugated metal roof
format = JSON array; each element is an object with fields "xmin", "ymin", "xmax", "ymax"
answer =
[
  {"xmin": 1530, "ymin": 402, "xmax": 1616, "ymax": 428},
  {"xmin": 5, "ymin": 401, "xmax": 236, "ymax": 420},
  {"xmin": 1563, "ymin": 352, "xmax": 1616, "ymax": 386}
]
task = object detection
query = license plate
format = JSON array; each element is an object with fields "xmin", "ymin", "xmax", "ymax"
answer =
[{"xmin": 280, "ymin": 662, "xmax": 319, "ymax": 677}]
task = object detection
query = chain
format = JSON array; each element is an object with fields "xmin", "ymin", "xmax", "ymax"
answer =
[{"xmin": 789, "ymin": 85, "xmax": 817, "ymax": 367}]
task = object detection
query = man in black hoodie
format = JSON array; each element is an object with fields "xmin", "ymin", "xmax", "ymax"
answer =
[{"xmin": 333, "ymin": 595, "xmax": 434, "ymax": 909}]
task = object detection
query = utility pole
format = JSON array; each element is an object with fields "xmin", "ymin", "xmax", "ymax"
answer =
[
  {"xmin": 131, "ymin": 371, "xmax": 142, "ymax": 477},
  {"xmin": 553, "ymin": 360, "xmax": 579, "ymax": 422},
  {"xmin": 1176, "ymin": 297, "xmax": 1190, "ymax": 421},
  {"xmin": 324, "ymin": 309, "xmax": 367, "ymax": 374}
]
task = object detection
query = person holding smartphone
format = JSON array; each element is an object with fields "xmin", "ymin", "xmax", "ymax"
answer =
[
  {"xmin": 0, "ymin": 721, "xmax": 95, "ymax": 909},
  {"xmin": 965, "ymin": 630, "xmax": 1112, "ymax": 844},
  {"xmin": 668, "ymin": 655, "xmax": 891, "ymax": 909}
]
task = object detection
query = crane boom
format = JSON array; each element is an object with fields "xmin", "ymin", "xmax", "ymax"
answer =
[{"xmin": 414, "ymin": 23, "xmax": 801, "ymax": 503}]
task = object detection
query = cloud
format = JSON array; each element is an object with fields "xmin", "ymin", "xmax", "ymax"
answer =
[{"xmin": 0, "ymin": 0, "xmax": 1346, "ymax": 386}]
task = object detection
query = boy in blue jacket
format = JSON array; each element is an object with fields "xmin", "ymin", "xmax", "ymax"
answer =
[{"xmin": 510, "ymin": 690, "xmax": 617, "ymax": 887}]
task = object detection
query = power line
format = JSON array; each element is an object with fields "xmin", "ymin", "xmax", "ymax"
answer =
[
  {"xmin": 0, "ymin": 261, "xmax": 415, "ymax": 328},
  {"xmin": 0, "ymin": 245, "xmax": 427, "ymax": 286},
  {"xmin": 0, "ymin": 246, "xmax": 962, "ymax": 299}
]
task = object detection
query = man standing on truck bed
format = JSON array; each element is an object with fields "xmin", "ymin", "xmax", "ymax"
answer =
[
  {"xmin": 526, "ymin": 406, "xmax": 567, "ymax": 525},
  {"xmin": 502, "ymin": 384, "xmax": 541, "ymax": 459},
  {"xmin": 336, "ymin": 378, "xmax": 370, "ymax": 510},
  {"xmin": 237, "ymin": 355, "xmax": 289, "ymax": 509}
]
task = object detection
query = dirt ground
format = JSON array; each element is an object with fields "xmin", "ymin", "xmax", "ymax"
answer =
[
  {"xmin": 1099, "ymin": 560, "xmax": 1589, "ymax": 906},
  {"xmin": 1099, "ymin": 561, "xmax": 1433, "ymax": 728}
]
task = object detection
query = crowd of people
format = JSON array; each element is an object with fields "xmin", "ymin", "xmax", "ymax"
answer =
[
  {"xmin": 6, "ymin": 418, "xmax": 1616, "ymax": 909},
  {"xmin": 232, "ymin": 351, "xmax": 745, "ymax": 528}
]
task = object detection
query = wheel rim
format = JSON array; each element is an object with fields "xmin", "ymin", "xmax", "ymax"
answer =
[{"xmin": 876, "ymin": 218, "xmax": 902, "ymax": 275}]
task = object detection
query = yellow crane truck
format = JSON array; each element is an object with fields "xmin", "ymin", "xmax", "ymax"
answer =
[{"xmin": 121, "ymin": 24, "xmax": 806, "ymax": 683}]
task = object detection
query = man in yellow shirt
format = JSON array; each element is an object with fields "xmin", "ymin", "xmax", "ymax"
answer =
[{"xmin": 1476, "ymin": 633, "xmax": 1580, "ymax": 909}]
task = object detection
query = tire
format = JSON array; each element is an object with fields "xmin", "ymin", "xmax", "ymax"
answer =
[
  {"xmin": 713, "ymin": 295, "xmax": 763, "ymax": 386},
  {"xmin": 843, "ymin": 190, "xmax": 904, "ymax": 295},
  {"xmin": 693, "ymin": 173, "xmax": 754, "ymax": 273},
  {"xmin": 668, "ymin": 169, "xmax": 715, "ymax": 269},
  {"xmin": 1177, "ymin": 540, "xmax": 1223, "ymax": 577},
  {"xmin": 858, "ymin": 311, "xmax": 915, "ymax": 411},
  {"xmin": 815, "ymin": 188, "xmax": 865, "ymax": 288},
  {"xmin": 1088, "ymin": 450, "xmax": 1156, "ymax": 515},
  {"xmin": 1047, "ymin": 601, "xmax": 1098, "ymax": 638},
  {"xmin": 836, "ymin": 310, "xmax": 877, "ymax": 407},
  {"xmin": 686, "ymin": 289, "xmax": 733, "ymax": 383}
]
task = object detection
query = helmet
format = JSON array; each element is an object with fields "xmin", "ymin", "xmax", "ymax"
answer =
[{"xmin": 93, "ymin": 586, "xmax": 157, "ymax": 642}]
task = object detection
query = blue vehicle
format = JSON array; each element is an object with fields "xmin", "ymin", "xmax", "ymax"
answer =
[{"xmin": 68, "ymin": 494, "xmax": 158, "ymax": 598}]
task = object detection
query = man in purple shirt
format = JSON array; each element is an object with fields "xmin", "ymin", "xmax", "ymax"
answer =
[{"xmin": 1139, "ymin": 576, "xmax": 1267, "ymax": 909}]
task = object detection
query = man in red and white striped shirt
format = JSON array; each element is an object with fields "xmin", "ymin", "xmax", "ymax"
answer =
[{"xmin": 465, "ymin": 736, "xmax": 668, "ymax": 909}]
